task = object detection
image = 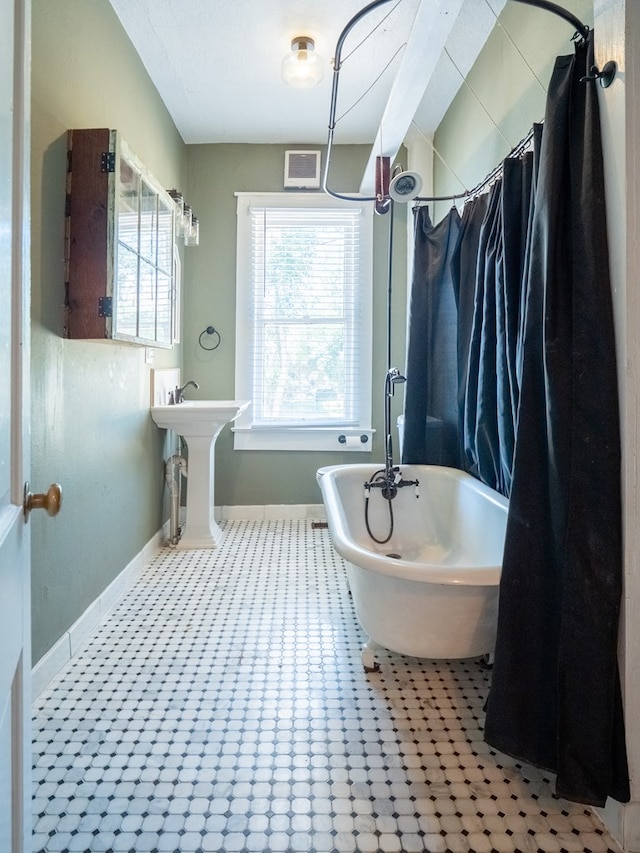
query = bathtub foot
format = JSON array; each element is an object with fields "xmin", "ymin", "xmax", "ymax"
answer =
[{"xmin": 362, "ymin": 639, "xmax": 380, "ymax": 673}]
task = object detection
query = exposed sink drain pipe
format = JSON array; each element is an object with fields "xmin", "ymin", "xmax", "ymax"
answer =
[{"xmin": 165, "ymin": 454, "xmax": 187, "ymax": 545}]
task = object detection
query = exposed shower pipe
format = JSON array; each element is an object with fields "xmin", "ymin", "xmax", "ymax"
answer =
[
  {"xmin": 362, "ymin": 205, "xmax": 418, "ymax": 546},
  {"xmin": 322, "ymin": 0, "xmax": 614, "ymax": 206},
  {"xmin": 165, "ymin": 453, "xmax": 187, "ymax": 546},
  {"xmin": 322, "ymin": 0, "xmax": 394, "ymax": 204}
]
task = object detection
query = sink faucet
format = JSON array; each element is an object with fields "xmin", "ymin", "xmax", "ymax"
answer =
[{"xmin": 170, "ymin": 380, "xmax": 200, "ymax": 404}]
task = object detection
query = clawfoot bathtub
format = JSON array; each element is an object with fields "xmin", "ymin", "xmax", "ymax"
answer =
[{"xmin": 316, "ymin": 464, "xmax": 508, "ymax": 671}]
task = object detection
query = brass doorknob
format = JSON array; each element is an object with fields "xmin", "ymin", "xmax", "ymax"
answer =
[{"xmin": 23, "ymin": 483, "xmax": 62, "ymax": 521}]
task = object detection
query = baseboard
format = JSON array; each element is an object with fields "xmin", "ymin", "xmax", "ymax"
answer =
[
  {"xmin": 31, "ymin": 527, "xmax": 165, "ymax": 699},
  {"xmin": 215, "ymin": 503, "xmax": 327, "ymax": 521},
  {"xmin": 597, "ymin": 798, "xmax": 640, "ymax": 853}
]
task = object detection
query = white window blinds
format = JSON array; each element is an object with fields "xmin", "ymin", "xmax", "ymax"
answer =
[
  {"xmin": 235, "ymin": 193, "xmax": 373, "ymax": 451},
  {"xmin": 250, "ymin": 205, "xmax": 363, "ymax": 425}
]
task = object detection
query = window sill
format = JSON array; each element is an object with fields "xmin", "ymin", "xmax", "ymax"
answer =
[{"xmin": 232, "ymin": 427, "xmax": 374, "ymax": 452}]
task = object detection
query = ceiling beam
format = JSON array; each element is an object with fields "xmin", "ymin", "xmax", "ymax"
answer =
[{"xmin": 359, "ymin": 0, "xmax": 465, "ymax": 194}]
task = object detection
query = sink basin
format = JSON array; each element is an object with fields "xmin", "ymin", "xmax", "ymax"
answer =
[
  {"xmin": 150, "ymin": 400, "xmax": 250, "ymax": 549},
  {"xmin": 150, "ymin": 400, "xmax": 250, "ymax": 434}
]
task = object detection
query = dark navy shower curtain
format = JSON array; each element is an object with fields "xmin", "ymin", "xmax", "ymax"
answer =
[
  {"xmin": 403, "ymin": 32, "xmax": 629, "ymax": 806},
  {"xmin": 484, "ymin": 32, "xmax": 629, "ymax": 807},
  {"xmin": 402, "ymin": 206, "xmax": 461, "ymax": 466},
  {"xmin": 408, "ymin": 146, "xmax": 537, "ymax": 494},
  {"xmin": 457, "ymin": 155, "xmax": 536, "ymax": 495},
  {"xmin": 450, "ymin": 192, "xmax": 488, "ymax": 469}
]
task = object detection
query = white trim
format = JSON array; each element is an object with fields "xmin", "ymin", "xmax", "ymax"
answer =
[
  {"xmin": 595, "ymin": 0, "xmax": 640, "ymax": 847},
  {"xmin": 31, "ymin": 528, "xmax": 164, "ymax": 698},
  {"xmin": 232, "ymin": 427, "xmax": 374, "ymax": 452},
  {"xmin": 215, "ymin": 503, "xmax": 327, "ymax": 521},
  {"xmin": 234, "ymin": 192, "xmax": 373, "ymax": 451}
]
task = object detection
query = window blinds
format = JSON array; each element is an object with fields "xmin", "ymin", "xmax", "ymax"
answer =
[{"xmin": 248, "ymin": 205, "xmax": 365, "ymax": 427}]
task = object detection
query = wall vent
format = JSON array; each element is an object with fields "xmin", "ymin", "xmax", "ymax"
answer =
[{"xmin": 284, "ymin": 150, "xmax": 321, "ymax": 189}]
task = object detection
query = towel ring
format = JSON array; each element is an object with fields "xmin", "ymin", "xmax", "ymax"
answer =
[{"xmin": 199, "ymin": 326, "xmax": 221, "ymax": 351}]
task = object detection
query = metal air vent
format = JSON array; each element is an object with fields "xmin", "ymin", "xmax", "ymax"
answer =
[{"xmin": 284, "ymin": 150, "xmax": 321, "ymax": 189}]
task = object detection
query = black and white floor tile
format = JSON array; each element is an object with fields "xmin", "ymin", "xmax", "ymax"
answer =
[{"xmin": 32, "ymin": 520, "xmax": 621, "ymax": 853}]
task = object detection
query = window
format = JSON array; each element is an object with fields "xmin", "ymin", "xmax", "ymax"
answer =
[{"xmin": 234, "ymin": 193, "xmax": 373, "ymax": 451}]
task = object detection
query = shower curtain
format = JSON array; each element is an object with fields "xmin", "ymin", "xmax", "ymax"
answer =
[
  {"xmin": 484, "ymin": 32, "xmax": 629, "ymax": 807},
  {"xmin": 403, "ymin": 32, "xmax": 629, "ymax": 806},
  {"xmin": 407, "ymin": 146, "xmax": 536, "ymax": 494},
  {"xmin": 457, "ymin": 153, "xmax": 536, "ymax": 495},
  {"xmin": 402, "ymin": 206, "xmax": 461, "ymax": 466}
]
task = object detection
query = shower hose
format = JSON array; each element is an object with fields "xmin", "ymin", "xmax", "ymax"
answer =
[{"xmin": 364, "ymin": 468, "xmax": 395, "ymax": 544}]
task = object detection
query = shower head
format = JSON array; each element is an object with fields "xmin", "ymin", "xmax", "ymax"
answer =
[{"xmin": 389, "ymin": 170, "xmax": 423, "ymax": 203}]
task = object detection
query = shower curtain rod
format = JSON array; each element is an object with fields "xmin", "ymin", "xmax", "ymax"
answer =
[
  {"xmin": 322, "ymin": 0, "xmax": 615, "ymax": 206},
  {"xmin": 412, "ymin": 125, "xmax": 537, "ymax": 206}
]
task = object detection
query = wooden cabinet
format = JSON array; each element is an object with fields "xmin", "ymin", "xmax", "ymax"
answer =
[{"xmin": 64, "ymin": 128, "xmax": 178, "ymax": 347}]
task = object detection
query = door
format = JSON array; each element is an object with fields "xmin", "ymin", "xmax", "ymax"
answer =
[{"xmin": 0, "ymin": 1, "xmax": 31, "ymax": 851}]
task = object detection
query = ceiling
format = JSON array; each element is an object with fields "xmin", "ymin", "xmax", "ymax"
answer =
[{"xmin": 107, "ymin": 0, "xmax": 506, "ymax": 154}]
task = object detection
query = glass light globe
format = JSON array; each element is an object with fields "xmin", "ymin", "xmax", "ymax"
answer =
[{"xmin": 282, "ymin": 37, "xmax": 323, "ymax": 89}]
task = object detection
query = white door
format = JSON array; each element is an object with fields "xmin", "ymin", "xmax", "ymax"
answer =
[{"xmin": 0, "ymin": 1, "xmax": 32, "ymax": 851}]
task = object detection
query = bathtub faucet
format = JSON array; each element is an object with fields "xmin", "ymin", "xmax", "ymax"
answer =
[
  {"xmin": 363, "ymin": 464, "xmax": 420, "ymax": 545},
  {"xmin": 364, "ymin": 466, "xmax": 419, "ymax": 501}
]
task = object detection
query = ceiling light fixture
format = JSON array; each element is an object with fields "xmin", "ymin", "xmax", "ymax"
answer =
[{"xmin": 281, "ymin": 36, "xmax": 323, "ymax": 89}]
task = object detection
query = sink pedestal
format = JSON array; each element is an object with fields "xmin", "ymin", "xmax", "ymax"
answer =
[
  {"xmin": 150, "ymin": 400, "xmax": 250, "ymax": 550},
  {"xmin": 178, "ymin": 433, "xmax": 224, "ymax": 549}
]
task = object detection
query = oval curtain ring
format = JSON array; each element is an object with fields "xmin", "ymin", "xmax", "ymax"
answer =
[{"xmin": 199, "ymin": 325, "xmax": 221, "ymax": 351}]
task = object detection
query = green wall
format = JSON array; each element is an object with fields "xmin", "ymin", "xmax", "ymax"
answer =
[
  {"xmin": 432, "ymin": 0, "xmax": 593, "ymax": 220},
  {"xmin": 31, "ymin": 0, "xmax": 186, "ymax": 663},
  {"xmin": 183, "ymin": 144, "xmax": 408, "ymax": 507}
]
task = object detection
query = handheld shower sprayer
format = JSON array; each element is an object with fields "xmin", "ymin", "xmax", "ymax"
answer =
[
  {"xmin": 384, "ymin": 368, "xmax": 406, "ymax": 478},
  {"xmin": 386, "ymin": 367, "xmax": 406, "ymax": 387}
]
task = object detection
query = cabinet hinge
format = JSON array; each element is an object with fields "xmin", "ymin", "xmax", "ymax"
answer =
[
  {"xmin": 98, "ymin": 296, "xmax": 113, "ymax": 318},
  {"xmin": 101, "ymin": 152, "xmax": 116, "ymax": 173}
]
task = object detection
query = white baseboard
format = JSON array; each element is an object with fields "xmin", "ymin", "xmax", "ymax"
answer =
[
  {"xmin": 215, "ymin": 503, "xmax": 327, "ymax": 521},
  {"xmin": 32, "ymin": 527, "xmax": 165, "ymax": 699},
  {"xmin": 597, "ymin": 798, "xmax": 640, "ymax": 853}
]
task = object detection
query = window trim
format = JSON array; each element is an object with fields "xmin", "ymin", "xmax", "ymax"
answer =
[{"xmin": 233, "ymin": 192, "xmax": 373, "ymax": 452}]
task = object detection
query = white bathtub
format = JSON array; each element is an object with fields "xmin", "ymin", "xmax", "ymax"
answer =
[{"xmin": 316, "ymin": 464, "xmax": 508, "ymax": 669}]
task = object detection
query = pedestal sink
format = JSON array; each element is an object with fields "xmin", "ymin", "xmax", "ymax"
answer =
[{"xmin": 150, "ymin": 400, "xmax": 250, "ymax": 549}]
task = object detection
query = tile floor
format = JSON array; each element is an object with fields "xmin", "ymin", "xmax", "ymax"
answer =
[{"xmin": 32, "ymin": 519, "xmax": 622, "ymax": 853}]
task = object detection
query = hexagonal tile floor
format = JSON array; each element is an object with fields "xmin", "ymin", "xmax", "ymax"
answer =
[{"xmin": 32, "ymin": 520, "xmax": 622, "ymax": 853}]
